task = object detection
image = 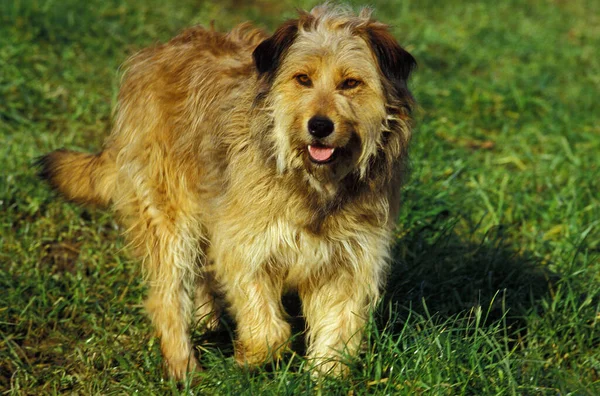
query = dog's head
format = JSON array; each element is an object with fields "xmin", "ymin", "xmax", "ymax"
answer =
[{"xmin": 253, "ymin": 5, "xmax": 416, "ymax": 196}]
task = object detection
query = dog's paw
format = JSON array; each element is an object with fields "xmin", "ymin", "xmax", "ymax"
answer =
[
  {"xmin": 164, "ymin": 355, "xmax": 201, "ymax": 380},
  {"xmin": 310, "ymin": 358, "xmax": 350, "ymax": 379},
  {"xmin": 234, "ymin": 339, "xmax": 291, "ymax": 368}
]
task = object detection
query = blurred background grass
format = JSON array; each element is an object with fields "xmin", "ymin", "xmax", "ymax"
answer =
[{"xmin": 1, "ymin": 0, "xmax": 599, "ymax": 394}]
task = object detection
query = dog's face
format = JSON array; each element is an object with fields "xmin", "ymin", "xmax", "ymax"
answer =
[{"xmin": 254, "ymin": 7, "xmax": 415, "ymax": 195}]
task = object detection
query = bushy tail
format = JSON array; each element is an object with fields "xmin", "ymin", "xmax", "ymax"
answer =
[{"xmin": 36, "ymin": 149, "xmax": 116, "ymax": 207}]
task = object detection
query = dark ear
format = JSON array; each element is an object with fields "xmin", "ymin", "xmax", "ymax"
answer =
[
  {"xmin": 366, "ymin": 24, "xmax": 416, "ymax": 95},
  {"xmin": 253, "ymin": 20, "xmax": 299, "ymax": 77}
]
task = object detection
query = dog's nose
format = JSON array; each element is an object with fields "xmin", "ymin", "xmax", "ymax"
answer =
[{"xmin": 308, "ymin": 116, "xmax": 334, "ymax": 138}]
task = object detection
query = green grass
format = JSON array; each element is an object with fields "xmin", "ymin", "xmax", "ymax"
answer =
[{"xmin": 1, "ymin": 0, "xmax": 599, "ymax": 394}]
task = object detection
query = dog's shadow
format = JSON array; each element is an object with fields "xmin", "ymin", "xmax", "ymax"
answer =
[
  {"xmin": 383, "ymin": 215, "xmax": 556, "ymax": 329},
  {"xmin": 193, "ymin": 209, "xmax": 556, "ymax": 365}
]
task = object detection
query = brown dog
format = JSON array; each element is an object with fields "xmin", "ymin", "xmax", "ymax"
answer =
[{"xmin": 38, "ymin": 4, "xmax": 415, "ymax": 379}]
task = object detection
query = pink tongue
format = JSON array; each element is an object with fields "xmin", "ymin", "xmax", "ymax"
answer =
[{"xmin": 308, "ymin": 145, "xmax": 335, "ymax": 162}]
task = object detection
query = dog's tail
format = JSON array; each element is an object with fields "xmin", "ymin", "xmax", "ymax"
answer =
[{"xmin": 36, "ymin": 149, "xmax": 116, "ymax": 207}]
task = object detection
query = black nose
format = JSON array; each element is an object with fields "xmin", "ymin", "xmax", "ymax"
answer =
[{"xmin": 308, "ymin": 116, "xmax": 334, "ymax": 138}]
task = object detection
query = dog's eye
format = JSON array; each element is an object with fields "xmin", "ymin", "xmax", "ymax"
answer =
[
  {"xmin": 340, "ymin": 78, "xmax": 361, "ymax": 90},
  {"xmin": 295, "ymin": 74, "xmax": 313, "ymax": 87}
]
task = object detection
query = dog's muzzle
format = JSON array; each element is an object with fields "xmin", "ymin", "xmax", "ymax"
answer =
[
  {"xmin": 308, "ymin": 116, "xmax": 334, "ymax": 138},
  {"xmin": 307, "ymin": 116, "xmax": 337, "ymax": 163}
]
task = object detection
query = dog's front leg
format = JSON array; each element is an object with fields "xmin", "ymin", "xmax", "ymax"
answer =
[
  {"xmin": 300, "ymin": 268, "xmax": 380, "ymax": 376},
  {"xmin": 220, "ymin": 266, "xmax": 291, "ymax": 368}
]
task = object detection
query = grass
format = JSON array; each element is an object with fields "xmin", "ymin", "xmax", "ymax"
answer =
[{"xmin": 1, "ymin": 0, "xmax": 599, "ymax": 394}]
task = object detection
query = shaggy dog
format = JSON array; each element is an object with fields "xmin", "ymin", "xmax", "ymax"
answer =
[{"xmin": 38, "ymin": 4, "xmax": 416, "ymax": 379}]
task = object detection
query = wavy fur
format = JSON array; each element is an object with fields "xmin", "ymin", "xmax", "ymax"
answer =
[{"xmin": 39, "ymin": 4, "xmax": 416, "ymax": 379}]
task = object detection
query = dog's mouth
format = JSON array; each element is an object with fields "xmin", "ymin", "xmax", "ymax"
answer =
[{"xmin": 307, "ymin": 144, "xmax": 337, "ymax": 164}]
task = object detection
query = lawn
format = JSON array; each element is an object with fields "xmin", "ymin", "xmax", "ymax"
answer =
[{"xmin": 1, "ymin": 0, "xmax": 599, "ymax": 394}]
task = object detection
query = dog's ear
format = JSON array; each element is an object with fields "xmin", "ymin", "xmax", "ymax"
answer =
[
  {"xmin": 365, "ymin": 23, "xmax": 416, "ymax": 96},
  {"xmin": 253, "ymin": 20, "xmax": 299, "ymax": 77}
]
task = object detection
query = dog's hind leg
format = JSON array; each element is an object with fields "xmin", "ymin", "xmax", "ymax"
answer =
[
  {"xmin": 125, "ymin": 207, "xmax": 202, "ymax": 380},
  {"xmin": 193, "ymin": 271, "xmax": 221, "ymax": 331}
]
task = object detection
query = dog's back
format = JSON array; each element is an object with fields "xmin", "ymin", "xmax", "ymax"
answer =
[{"xmin": 38, "ymin": 24, "xmax": 266, "ymax": 208}]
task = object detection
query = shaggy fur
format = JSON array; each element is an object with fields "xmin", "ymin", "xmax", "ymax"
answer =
[{"xmin": 38, "ymin": 4, "xmax": 416, "ymax": 379}]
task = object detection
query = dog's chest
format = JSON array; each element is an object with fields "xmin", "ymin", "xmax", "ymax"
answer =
[{"xmin": 262, "ymin": 217, "xmax": 334, "ymax": 285}]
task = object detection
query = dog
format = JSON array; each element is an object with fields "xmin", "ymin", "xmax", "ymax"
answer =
[{"xmin": 38, "ymin": 4, "xmax": 416, "ymax": 379}]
